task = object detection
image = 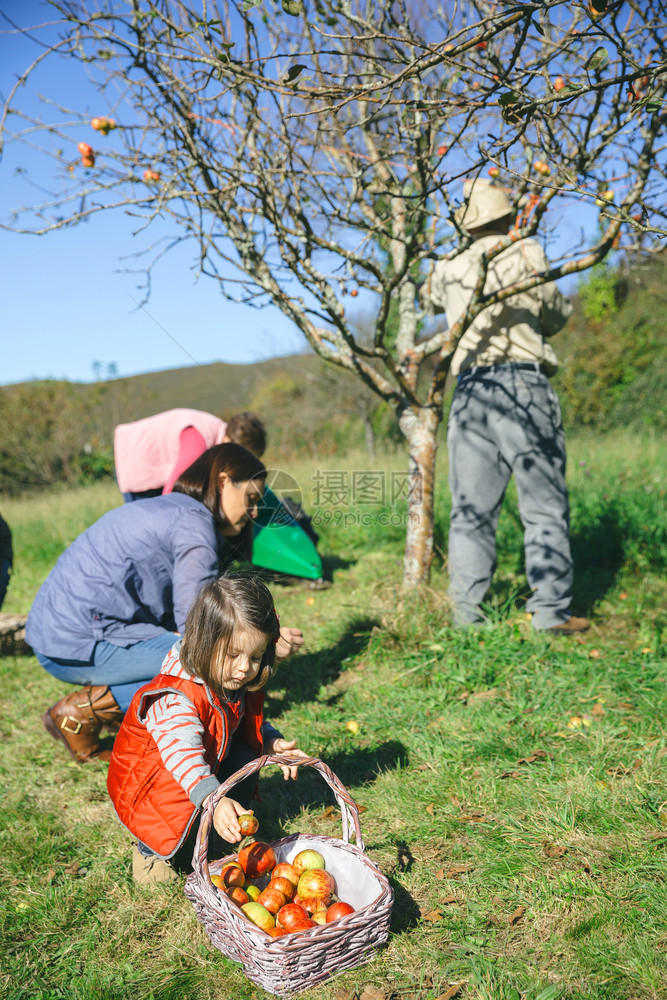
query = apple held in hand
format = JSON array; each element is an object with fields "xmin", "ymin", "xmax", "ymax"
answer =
[
  {"xmin": 292, "ymin": 849, "xmax": 325, "ymax": 877},
  {"xmin": 241, "ymin": 901, "xmax": 275, "ymax": 932},
  {"xmin": 238, "ymin": 813, "xmax": 259, "ymax": 836},
  {"xmin": 238, "ymin": 841, "xmax": 276, "ymax": 879},
  {"xmin": 297, "ymin": 868, "xmax": 336, "ymax": 902},
  {"xmin": 326, "ymin": 901, "xmax": 355, "ymax": 922}
]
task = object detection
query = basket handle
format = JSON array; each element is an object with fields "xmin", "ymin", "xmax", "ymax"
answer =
[{"xmin": 192, "ymin": 754, "xmax": 365, "ymax": 880}]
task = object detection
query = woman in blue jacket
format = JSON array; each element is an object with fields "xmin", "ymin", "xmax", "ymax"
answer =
[{"xmin": 27, "ymin": 444, "xmax": 301, "ymax": 764}]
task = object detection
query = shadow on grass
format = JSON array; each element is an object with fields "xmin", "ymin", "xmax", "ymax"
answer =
[
  {"xmin": 387, "ymin": 874, "xmax": 421, "ymax": 933},
  {"xmin": 254, "ymin": 740, "xmax": 409, "ymax": 836},
  {"xmin": 320, "ymin": 553, "xmax": 355, "ymax": 582},
  {"xmin": 570, "ymin": 510, "xmax": 625, "ymax": 612},
  {"xmin": 265, "ymin": 616, "xmax": 381, "ymax": 712}
]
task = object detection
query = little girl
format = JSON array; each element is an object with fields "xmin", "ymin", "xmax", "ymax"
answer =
[{"xmin": 107, "ymin": 573, "xmax": 308, "ymax": 884}]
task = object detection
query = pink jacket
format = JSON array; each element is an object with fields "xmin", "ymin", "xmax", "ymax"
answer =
[{"xmin": 114, "ymin": 408, "xmax": 227, "ymax": 493}]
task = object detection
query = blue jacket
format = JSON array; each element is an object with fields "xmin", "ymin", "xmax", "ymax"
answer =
[{"xmin": 26, "ymin": 493, "xmax": 219, "ymax": 660}]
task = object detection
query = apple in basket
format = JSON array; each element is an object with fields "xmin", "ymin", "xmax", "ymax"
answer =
[
  {"xmin": 299, "ymin": 895, "xmax": 328, "ymax": 915},
  {"xmin": 292, "ymin": 849, "xmax": 325, "ymax": 877},
  {"xmin": 238, "ymin": 841, "xmax": 277, "ymax": 879},
  {"xmin": 216, "ymin": 861, "xmax": 245, "ymax": 887},
  {"xmin": 276, "ymin": 902, "xmax": 308, "ymax": 931},
  {"xmin": 326, "ymin": 901, "xmax": 355, "ymax": 922},
  {"xmin": 227, "ymin": 886, "xmax": 250, "ymax": 907},
  {"xmin": 257, "ymin": 885, "xmax": 287, "ymax": 914},
  {"xmin": 241, "ymin": 901, "xmax": 275, "ymax": 932},
  {"xmin": 290, "ymin": 917, "xmax": 317, "ymax": 933},
  {"xmin": 238, "ymin": 813, "xmax": 259, "ymax": 836},
  {"xmin": 311, "ymin": 910, "xmax": 327, "ymax": 925},
  {"xmin": 270, "ymin": 875, "xmax": 296, "ymax": 901},
  {"xmin": 244, "ymin": 883, "xmax": 261, "ymax": 901},
  {"xmin": 272, "ymin": 862, "xmax": 299, "ymax": 887},
  {"xmin": 297, "ymin": 868, "xmax": 336, "ymax": 902},
  {"xmin": 268, "ymin": 927, "xmax": 290, "ymax": 938}
]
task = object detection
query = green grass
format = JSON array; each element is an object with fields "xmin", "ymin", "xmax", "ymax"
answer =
[{"xmin": 1, "ymin": 430, "xmax": 665, "ymax": 1000}]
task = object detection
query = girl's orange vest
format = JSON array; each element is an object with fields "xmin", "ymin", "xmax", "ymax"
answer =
[{"xmin": 107, "ymin": 672, "xmax": 264, "ymax": 858}]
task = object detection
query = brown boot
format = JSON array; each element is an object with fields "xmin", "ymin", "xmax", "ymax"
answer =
[
  {"xmin": 42, "ymin": 685, "xmax": 124, "ymax": 763},
  {"xmin": 546, "ymin": 616, "xmax": 591, "ymax": 635}
]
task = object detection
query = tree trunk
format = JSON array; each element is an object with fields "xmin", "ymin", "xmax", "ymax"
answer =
[{"xmin": 398, "ymin": 406, "xmax": 441, "ymax": 588}]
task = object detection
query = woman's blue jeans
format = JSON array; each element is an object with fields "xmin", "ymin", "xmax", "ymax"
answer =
[{"xmin": 35, "ymin": 632, "xmax": 179, "ymax": 712}]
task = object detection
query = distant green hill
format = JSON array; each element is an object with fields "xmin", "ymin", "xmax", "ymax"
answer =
[{"xmin": 1, "ymin": 254, "xmax": 664, "ymax": 495}]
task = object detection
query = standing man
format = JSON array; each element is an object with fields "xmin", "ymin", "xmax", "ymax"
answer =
[{"xmin": 429, "ymin": 178, "xmax": 589, "ymax": 634}]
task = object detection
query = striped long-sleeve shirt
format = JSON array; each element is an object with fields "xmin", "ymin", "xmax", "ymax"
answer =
[{"xmin": 141, "ymin": 643, "xmax": 281, "ymax": 808}]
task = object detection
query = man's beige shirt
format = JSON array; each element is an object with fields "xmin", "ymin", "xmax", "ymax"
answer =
[{"xmin": 429, "ymin": 232, "xmax": 572, "ymax": 377}]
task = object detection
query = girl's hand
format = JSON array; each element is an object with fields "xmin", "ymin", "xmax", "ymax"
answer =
[
  {"xmin": 275, "ymin": 627, "xmax": 304, "ymax": 660},
  {"xmin": 207, "ymin": 795, "xmax": 249, "ymax": 844},
  {"xmin": 268, "ymin": 738, "xmax": 309, "ymax": 780}
]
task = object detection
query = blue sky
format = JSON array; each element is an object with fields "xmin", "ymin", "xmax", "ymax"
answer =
[{"xmin": 0, "ymin": 1, "xmax": 305, "ymax": 386}]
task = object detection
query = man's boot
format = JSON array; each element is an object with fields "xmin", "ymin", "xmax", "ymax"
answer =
[{"xmin": 42, "ymin": 685, "xmax": 124, "ymax": 763}]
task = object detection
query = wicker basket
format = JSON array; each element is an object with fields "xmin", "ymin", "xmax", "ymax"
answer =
[{"xmin": 184, "ymin": 753, "xmax": 393, "ymax": 996}]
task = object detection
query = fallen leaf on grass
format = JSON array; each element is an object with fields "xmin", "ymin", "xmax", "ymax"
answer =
[
  {"xmin": 499, "ymin": 769, "xmax": 523, "ymax": 779},
  {"xmin": 46, "ymin": 869, "xmax": 56, "ymax": 883},
  {"xmin": 589, "ymin": 649, "xmax": 601, "ymax": 659},
  {"xmin": 492, "ymin": 895, "xmax": 505, "ymax": 907},
  {"xmin": 444, "ymin": 863, "xmax": 474, "ymax": 878},
  {"xmin": 567, "ymin": 715, "xmax": 592, "ymax": 729},
  {"xmin": 333, "ymin": 990, "xmax": 357, "ymax": 1000},
  {"xmin": 508, "ymin": 904, "xmax": 526, "ymax": 925},
  {"xmin": 442, "ymin": 893, "xmax": 459, "ymax": 905},
  {"xmin": 606, "ymin": 765, "xmax": 631, "ymax": 777},
  {"xmin": 360, "ymin": 987, "xmax": 388, "ymax": 1000},
  {"xmin": 436, "ymin": 984, "xmax": 465, "ymax": 1000},
  {"xmin": 591, "ymin": 702, "xmax": 605, "ymax": 717},
  {"xmin": 517, "ymin": 749, "xmax": 553, "ymax": 765},
  {"xmin": 486, "ymin": 913, "xmax": 503, "ymax": 927},
  {"xmin": 318, "ymin": 805, "xmax": 338, "ymax": 820},
  {"xmin": 426, "ymin": 803, "xmax": 436, "ymax": 816},
  {"xmin": 542, "ymin": 842, "xmax": 567, "ymax": 858},
  {"xmin": 459, "ymin": 812, "xmax": 490, "ymax": 823},
  {"xmin": 421, "ymin": 909, "xmax": 444, "ymax": 923},
  {"xmin": 466, "ymin": 687, "xmax": 500, "ymax": 705}
]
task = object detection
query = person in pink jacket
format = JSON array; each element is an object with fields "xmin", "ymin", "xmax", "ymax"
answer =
[{"xmin": 114, "ymin": 409, "xmax": 267, "ymax": 502}]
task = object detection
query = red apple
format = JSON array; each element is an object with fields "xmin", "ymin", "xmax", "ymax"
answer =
[
  {"xmin": 488, "ymin": 167, "xmax": 499, "ymax": 178},
  {"xmin": 553, "ymin": 76, "xmax": 565, "ymax": 92},
  {"xmin": 258, "ymin": 885, "xmax": 287, "ymax": 915},
  {"xmin": 289, "ymin": 918, "xmax": 317, "ymax": 933},
  {"xmin": 238, "ymin": 841, "xmax": 276, "ymax": 879},
  {"xmin": 326, "ymin": 901, "xmax": 355, "ymax": 922},
  {"xmin": 81, "ymin": 155, "xmax": 95, "ymax": 168},
  {"xmin": 268, "ymin": 926, "xmax": 289, "ymax": 938},
  {"xmin": 217, "ymin": 861, "xmax": 245, "ymax": 887},
  {"xmin": 91, "ymin": 117, "xmax": 102, "ymax": 131},
  {"xmin": 311, "ymin": 910, "xmax": 327, "ymax": 925},
  {"xmin": 299, "ymin": 895, "xmax": 328, "ymax": 914},
  {"xmin": 77, "ymin": 142, "xmax": 93, "ymax": 157},
  {"xmin": 297, "ymin": 868, "xmax": 336, "ymax": 901},
  {"xmin": 241, "ymin": 901, "xmax": 275, "ymax": 932},
  {"xmin": 238, "ymin": 813, "xmax": 259, "ymax": 836},
  {"xmin": 270, "ymin": 876, "xmax": 296, "ymax": 902},
  {"xmin": 292, "ymin": 849, "xmax": 325, "ymax": 877},
  {"xmin": 272, "ymin": 862, "xmax": 299, "ymax": 887},
  {"xmin": 227, "ymin": 886, "xmax": 250, "ymax": 906},
  {"xmin": 276, "ymin": 902, "xmax": 308, "ymax": 931}
]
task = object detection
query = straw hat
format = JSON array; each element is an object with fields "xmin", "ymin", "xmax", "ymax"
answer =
[{"xmin": 455, "ymin": 178, "xmax": 513, "ymax": 229}]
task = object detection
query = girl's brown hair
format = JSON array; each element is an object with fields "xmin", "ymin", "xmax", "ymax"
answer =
[
  {"xmin": 180, "ymin": 574, "xmax": 279, "ymax": 699},
  {"xmin": 172, "ymin": 443, "xmax": 266, "ymax": 561}
]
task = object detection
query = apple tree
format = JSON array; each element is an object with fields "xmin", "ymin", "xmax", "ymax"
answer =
[{"xmin": 1, "ymin": 0, "xmax": 666, "ymax": 586}]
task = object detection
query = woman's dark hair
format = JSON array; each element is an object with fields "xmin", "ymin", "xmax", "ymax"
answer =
[
  {"xmin": 180, "ymin": 574, "xmax": 279, "ymax": 700},
  {"xmin": 172, "ymin": 443, "xmax": 266, "ymax": 560}
]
